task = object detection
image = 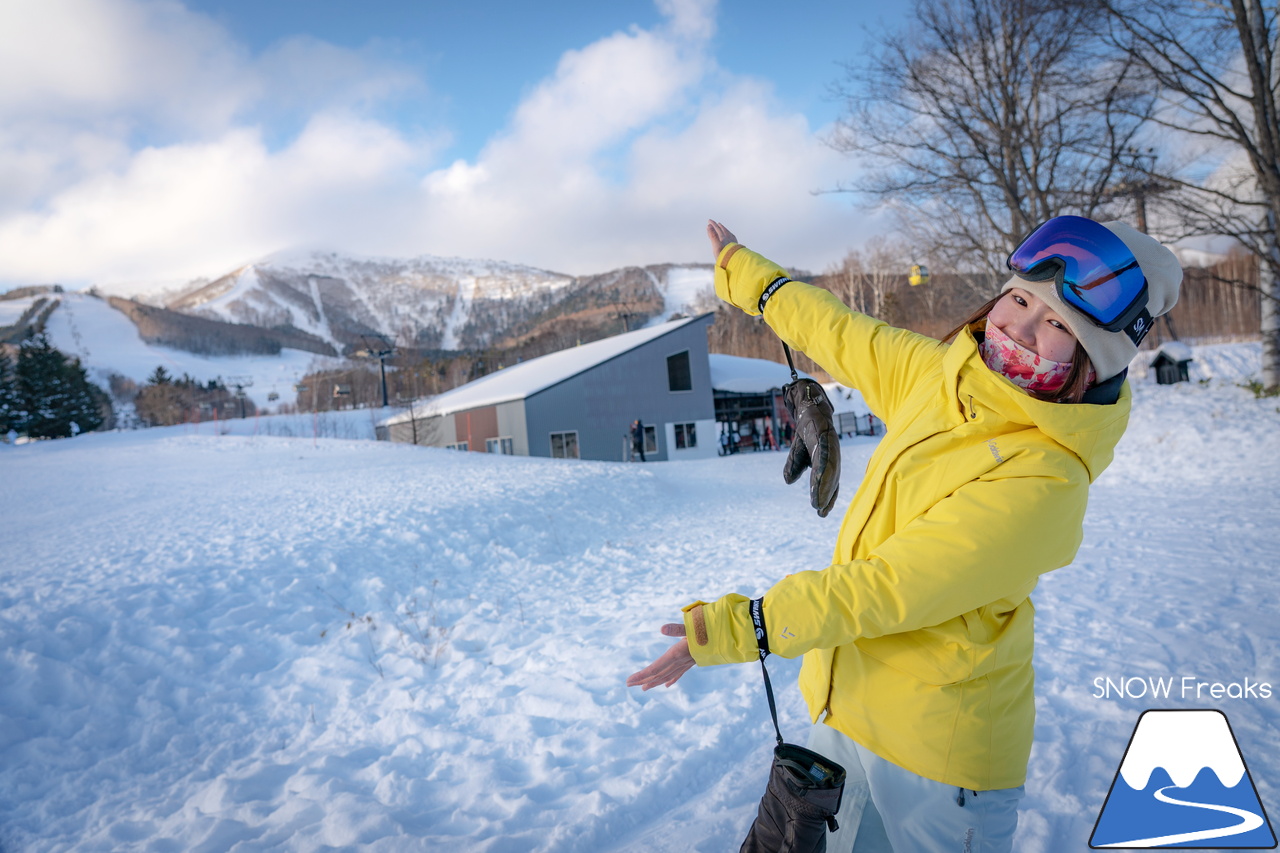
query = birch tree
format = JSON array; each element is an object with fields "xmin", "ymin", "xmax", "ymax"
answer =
[
  {"xmin": 1105, "ymin": 0, "xmax": 1280, "ymax": 389},
  {"xmin": 830, "ymin": 0, "xmax": 1151, "ymax": 299}
]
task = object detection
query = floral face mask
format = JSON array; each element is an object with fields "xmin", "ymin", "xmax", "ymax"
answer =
[{"xmin": 979, "ymin": 319, "xmax": 1092, "ymax": 394}]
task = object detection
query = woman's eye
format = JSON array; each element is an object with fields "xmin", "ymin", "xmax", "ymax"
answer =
[{"xmin": 1013, "ymin": 295, "xmax": 1027, "ymax": 306}]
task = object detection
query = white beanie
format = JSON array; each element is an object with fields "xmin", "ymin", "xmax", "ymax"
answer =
[{"xmin": 1003, "ymin": 220, "xmax": 1183, "ymax": 383}]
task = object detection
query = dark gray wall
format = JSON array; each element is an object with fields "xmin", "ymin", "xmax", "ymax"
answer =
[{"xmin": 524, "ymin": 315, "xmax": 715, "ymax": 461}]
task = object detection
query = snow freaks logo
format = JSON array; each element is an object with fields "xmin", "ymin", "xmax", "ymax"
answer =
[
  {"xmin": 1090, "ymin": 710, "xmax": 1277, "ymax": 848},
  {"xmin": 1093, "ymin": 675, "xmax": 1273, "ymax": 701}
]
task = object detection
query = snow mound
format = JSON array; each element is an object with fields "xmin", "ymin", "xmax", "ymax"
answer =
[{"xmin": 1106, "ymin": 341, "xmax": 1280, "ymax": 486}]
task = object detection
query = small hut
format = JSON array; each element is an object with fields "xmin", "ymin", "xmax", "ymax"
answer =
[{"xmin": 1150, "ymin": 341, "xmax": 1194, "ymax": 385}]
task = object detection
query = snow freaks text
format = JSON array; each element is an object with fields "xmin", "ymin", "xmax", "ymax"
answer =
[{"xmin": 1092, "ymin": 675, "xmax": 1273, "ymax": 701}]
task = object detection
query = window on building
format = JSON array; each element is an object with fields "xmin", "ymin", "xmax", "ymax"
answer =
[
  {"xmin": 643, "ymin": 425, "xmax": 657, "ymax": 453},
  {"xmin": 486, "ymin": 436, "xmax": 515, "ymax": 455},
  {"xmin": 550, "ymin": 431, "xmax": 579, "ymax": 459},
  {"xmin": 446, "ymin": 441, "xmax": 469, "ymax": 451},
  {"xmin": 674, "ymin": 422, "xmax": 697, "ymax": 449},
  {"xmin": 667, "ymin": 350, "xmax": 692, "ymax": 392}
]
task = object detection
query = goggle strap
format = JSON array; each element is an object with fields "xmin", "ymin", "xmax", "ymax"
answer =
[{"xmin": 1123, "ymin": 307, "xmax": 1154, "ymax": 346}]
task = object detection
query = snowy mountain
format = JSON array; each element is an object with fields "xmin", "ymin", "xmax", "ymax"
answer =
[
  {"xmin": 134, "ymin": 251, "xmax": 715, "ymax": 356},
  {"xmin": 1, "ymin": 253, "xmax": 716, "ymax": 408},
  {"xmin": 163, "ymin": 252, "xmax": 575, "ymax": 354}
]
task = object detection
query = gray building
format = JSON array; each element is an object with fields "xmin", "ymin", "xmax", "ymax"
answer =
[{"xmin": 378, "ymin": 314, "xmax": 717, "ymax": 462}]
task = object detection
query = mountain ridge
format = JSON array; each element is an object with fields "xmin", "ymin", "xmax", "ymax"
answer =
[
  {"xmin": 121, "ymin": 250, "xmax": 712, "ymax": 358},
  {"xmin": 0, "ymin": 253, "xmax": 720, "ymax": 407}
]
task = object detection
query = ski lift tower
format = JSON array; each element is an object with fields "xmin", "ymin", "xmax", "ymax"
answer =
[
  {"xmin": 355, "ymin": 338, "xmax": 395, "ymax": 408},
  {"xmin": 226, "ymin": 375, "xmax": 254, "ymax": 418}
]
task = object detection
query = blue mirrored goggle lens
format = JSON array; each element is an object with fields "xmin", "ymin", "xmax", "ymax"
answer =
[{"xmin": 1008, "ymin": 216, "xmax": 1147, "ymax": 328}]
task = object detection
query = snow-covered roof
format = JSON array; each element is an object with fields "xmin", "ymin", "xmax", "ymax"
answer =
[
  {"xmin": 824, "ymin": 383, "xmax": 870, "ymax": 416},
  {"xmin": 706, "ymin": 353, "xmax": 873, "ymax": 416},
  {"xmin": 708, "ymin": 354, "xmax": 809, "ymax": 394},
  {"xmin": 1152, "ymin": 340, "xmax": 1194, "ymax": 363},
  {"xmin": 382, "ymin": 315, "xmax": 709, "ymax": 425}
]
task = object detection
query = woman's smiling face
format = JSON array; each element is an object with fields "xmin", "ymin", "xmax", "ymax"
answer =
[{"xmin": 987, "ymin": 287, "xmax": 1078, "ymax": 363}]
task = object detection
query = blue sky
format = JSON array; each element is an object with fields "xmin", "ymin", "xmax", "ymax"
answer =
[
  {"xmin": 184, "ymin": 0, "xmax": 891, "ymax": 160},
  {"xmin": 0, "ymin": 0, "xmax": 904, "ymax": 289}
]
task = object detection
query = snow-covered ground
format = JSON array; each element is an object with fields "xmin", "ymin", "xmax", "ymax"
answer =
[
  {"xmin": 2, "ymin": 342, "xmax": 1278, "ymax": 852},
  {"xmin": 119, "ymin": 407, "xmax": 396, "ymax": 443}
]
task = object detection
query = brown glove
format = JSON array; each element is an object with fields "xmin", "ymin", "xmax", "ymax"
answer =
[{"xmin": 781, "ymin": 379, "xmax": 841, "ymax": 517}]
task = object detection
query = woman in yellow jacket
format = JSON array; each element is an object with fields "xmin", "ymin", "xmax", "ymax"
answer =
[{"xmin": 629, "ymin": 217, "xmax": 1182, "ymax": 851}]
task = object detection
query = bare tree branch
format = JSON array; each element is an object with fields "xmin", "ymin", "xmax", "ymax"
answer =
[
  {"xmin": 1105, "ymin": 0, "xmax": 1280, "ymax": 386},
  {"xmin": 829, "ymin": 0, "xmax": 1152, "ymax": 295}
]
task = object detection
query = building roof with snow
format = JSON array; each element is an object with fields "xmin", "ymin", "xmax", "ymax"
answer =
[
  {"xmin": 382, "ymin": 315, "xmax": 711, "ymax": 426},
  {"xmin": 708, "ymin": 354, "xmax": 811, "ymax": 394}
]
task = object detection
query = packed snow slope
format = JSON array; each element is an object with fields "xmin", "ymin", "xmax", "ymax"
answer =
[
  {"xmin": 5, "ymin": 290, "xmax": 337, "ymax": 409},
  {"xmin": 1, "ymin": 342, "xmax": 1278, "ymax": 852}
]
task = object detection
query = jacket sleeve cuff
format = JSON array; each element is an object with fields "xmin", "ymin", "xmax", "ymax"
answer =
[
  {"xmin": 682, "ymin": 594, "xmax": 759, "ymax": 666},
  {"xmin": 714, "ymin": 244, "xmax": 786, "ymax": 316}
]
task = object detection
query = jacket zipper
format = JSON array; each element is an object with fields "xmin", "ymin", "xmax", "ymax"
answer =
[{"xmin": 956, "ymin": 788, "xmax": 979, "ymax": 807}]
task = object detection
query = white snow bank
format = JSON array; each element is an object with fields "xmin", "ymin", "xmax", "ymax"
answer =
[
  {"xmin": 1105, "ymin": 341, "xmax": 1280, "ymax": 487},
  {"xmin": 126, "ymin": 406, "xmax": 397, "ymax": 442},
  {"xmin": 1129, "ymin": 339, "xmax": 1262, "ymax": 383}
]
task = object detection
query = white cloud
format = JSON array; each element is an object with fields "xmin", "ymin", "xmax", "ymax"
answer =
[
  {"xmin": 657, "ymin": 0, "xmax": 718, "ymax": 41},
  {"xmin": 0, "ymin": 114, "xmax": 431, "ymax": 283},
  {"xmin": 410, "ymin": 8, "xmax": 869, "ymax": 274},
  {"xmin": 0, "ymin": 0, "xmax": 418, "ymax": 207},
  {"xmin": 0, "ymin": 0, "xmax": 873, "ymax": 289},
  {"xmin": 502, "ymin": 27, "xmax": 703, "ymax": 161},
  {"xmin": 415, "ymin": 77, "xmax": 869, "ymax": 274},
  {"xmin": 0, "ymin": 0, "xmax": 249, "ymax": 129}
]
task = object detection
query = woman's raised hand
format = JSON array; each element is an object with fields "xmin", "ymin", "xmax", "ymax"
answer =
[{"xmin": 706, "ymin": 220, "xmax": 738, "ymax": 262}]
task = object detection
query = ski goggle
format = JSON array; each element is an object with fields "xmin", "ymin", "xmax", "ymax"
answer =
[{"xmin": 1007, "ymin": 215, "xmax": 1152, "ymax": 342}]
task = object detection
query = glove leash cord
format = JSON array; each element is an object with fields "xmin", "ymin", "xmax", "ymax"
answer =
[
  {"xmin": 781, "ymin": 341, "xmax": 799, "ymax": 383},
  {"xmin": 759, "ymin": 276, "xmax": 800, "ymax": 383},
  {"xmin": 751, "ymin": 598, "xmax": 784, "ymax": 747}
]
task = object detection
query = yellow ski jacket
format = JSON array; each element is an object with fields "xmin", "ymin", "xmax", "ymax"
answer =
[{"xmin": 684, "ymin": 245, "xmax": 1131, "ymax": 790}]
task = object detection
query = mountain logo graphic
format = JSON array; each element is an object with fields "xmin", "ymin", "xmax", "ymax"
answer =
[{"xmin": 1090, "ymin": 710, "xmax": 1277, "ymax": 848}]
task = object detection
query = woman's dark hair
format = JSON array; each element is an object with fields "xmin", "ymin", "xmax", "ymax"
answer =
[{"xmin": 944, "ymin": 295, "xmax": 1094, "ymax": 405}]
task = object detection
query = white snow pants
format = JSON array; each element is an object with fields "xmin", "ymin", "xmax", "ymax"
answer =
[{"xmin": 806, "ymin": 722, "xmax": 1024, "ymax": 853}]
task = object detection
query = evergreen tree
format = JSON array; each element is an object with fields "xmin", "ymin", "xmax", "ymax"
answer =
[
  {"xmin": 136, "ymin": 364, "xmax": 187, "ymax": 426},
  {"xmin": 63, "ymin": 355, "xmax": 106, "ymax": 435},
  {"xmin": 0, "ymin": 348, "xmax": 19, "ymax": 437},
  {"xmin": 14, "ymin": 332, "xmax": 107, "ymax": 438}
]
